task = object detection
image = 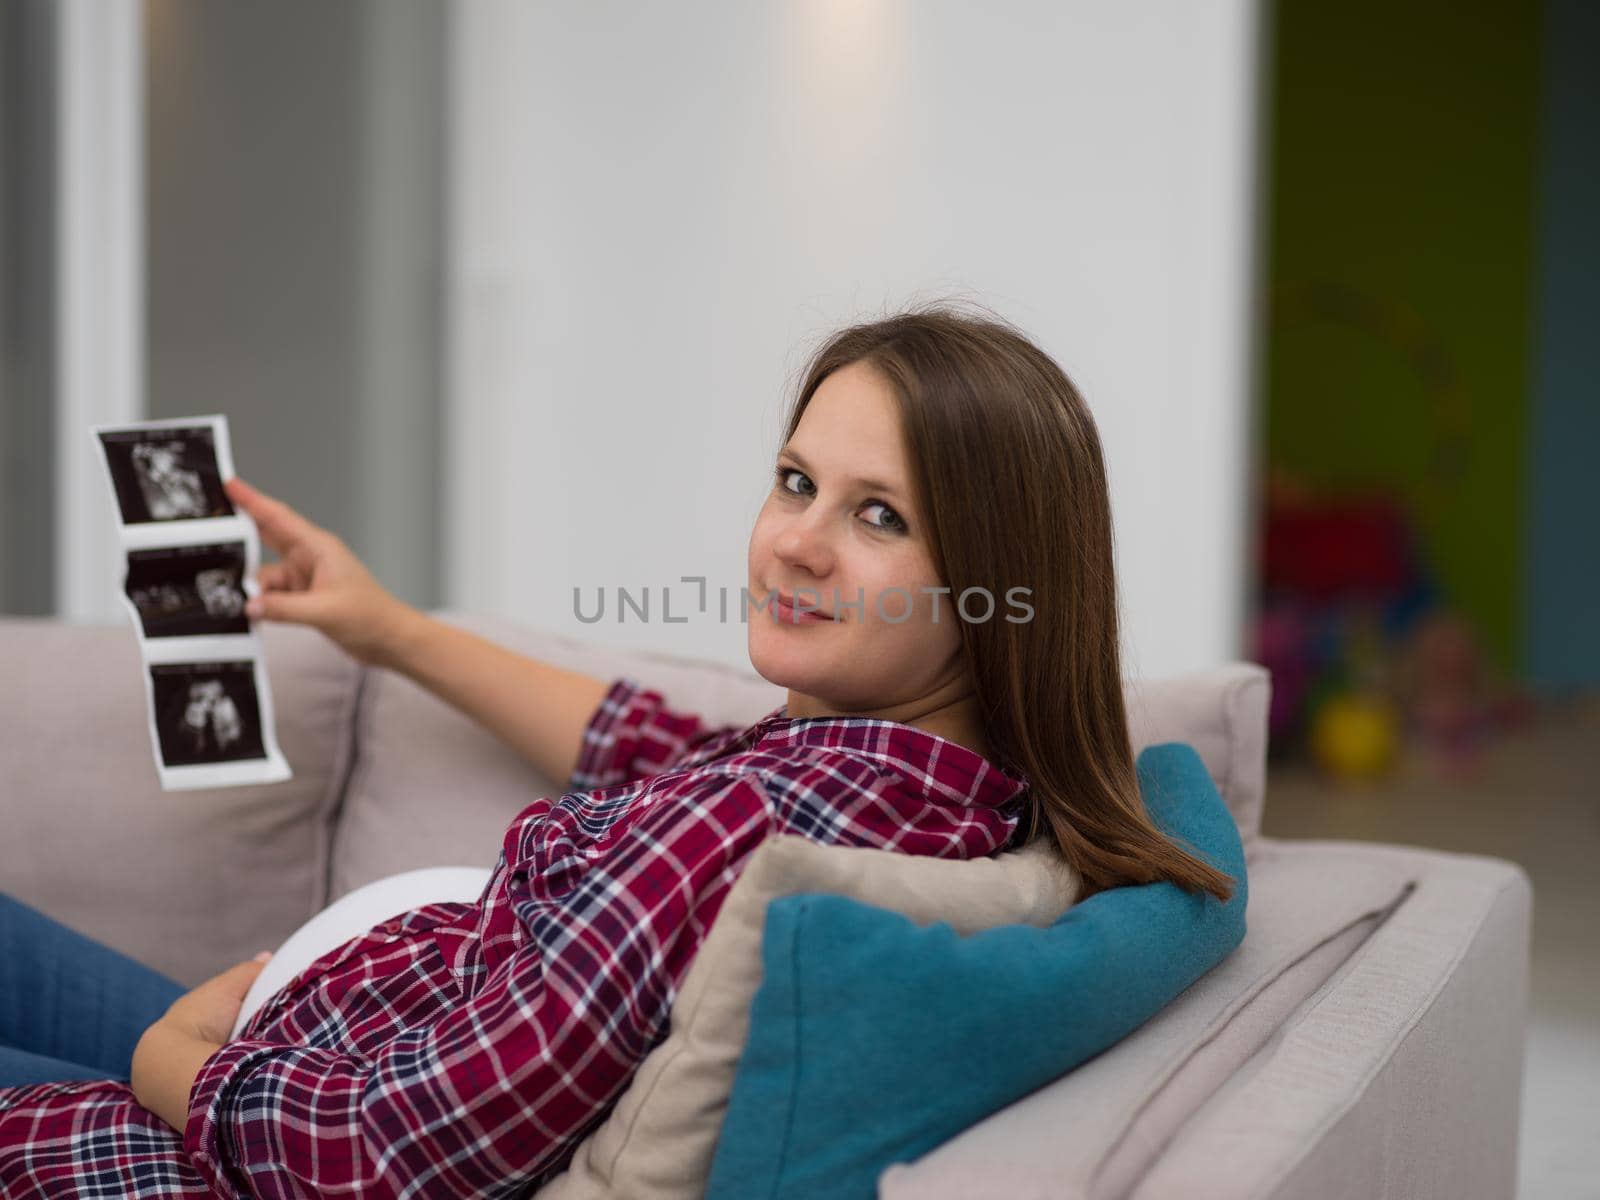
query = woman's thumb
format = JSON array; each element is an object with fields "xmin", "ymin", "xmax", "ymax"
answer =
[
  {"xmin": 214, "ymin": 953, "xmax": 270, "ymax": 995},
  {"xmin": 248, "ymin": 589, "xmax": 326, "ymax": 626}
]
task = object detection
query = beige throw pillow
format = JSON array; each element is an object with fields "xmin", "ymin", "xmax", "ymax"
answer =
[{"xmin": 534, "ymin": 834, "xmax": 1081, "ymax": 1199}]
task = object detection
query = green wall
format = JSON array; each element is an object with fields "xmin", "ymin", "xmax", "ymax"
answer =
[{"xmin": 1263, "ymin": 0, "xmax": 1541, "ymax": 675}]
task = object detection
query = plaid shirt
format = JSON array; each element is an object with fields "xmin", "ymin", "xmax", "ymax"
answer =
[{"xmin": 0, "ymin": 677, "xmax": 1026, "ymax": 1198}]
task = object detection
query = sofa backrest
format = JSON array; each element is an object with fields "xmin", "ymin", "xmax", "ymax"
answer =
[{"xmin": 0, "ymin": 617, "xmax": 360, "ymax": 987}]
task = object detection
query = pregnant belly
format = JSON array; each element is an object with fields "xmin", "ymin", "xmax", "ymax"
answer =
[{"xmin": 231, "ymin": 865, "xmax": 495, "ymax": 1040}]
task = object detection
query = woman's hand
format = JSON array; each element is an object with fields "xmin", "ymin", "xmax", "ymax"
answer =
[
  {"xmin": 159, "ymin": 953, "xmax": 272, "ymax": 1045},
  {"xmin": 130, "ymin": 954, "xmax": 271, "ymax": 1131},
  {"xmin": 224, "ymin": 477, "xmax": 421, "ymax": 668}
]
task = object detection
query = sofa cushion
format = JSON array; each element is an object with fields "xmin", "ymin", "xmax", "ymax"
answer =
[
  {"xmin": 704, "ymin": 742, "xmax": 1266, "ymax": 1199},
  {"xmin": 0, "ymin": 619, "xmax": 359, "ymax": 986},
  {"xmin": 1125, "ymin": 664, "xmax": 1270, "ymax": 853},
  {"xmin": 536, "ymin": 834, "xmax": 1080, "ymax": 1200}
]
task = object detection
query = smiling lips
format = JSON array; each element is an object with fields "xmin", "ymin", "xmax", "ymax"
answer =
[{"xmin": 773, "ymin": 591, "xmax": 834, "ymax": 624}]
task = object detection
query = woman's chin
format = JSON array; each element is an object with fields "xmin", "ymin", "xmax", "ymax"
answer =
[{"xmin": 747, "ymin": 630, "xmax": 832, "ymax": 693}]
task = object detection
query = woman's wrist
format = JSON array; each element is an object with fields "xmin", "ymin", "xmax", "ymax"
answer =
[
  {"xmin": 131, "ymin": 1019, "xmax": 221, "ymax": 1133},
  {"xmin": 370, "ymin": 599, "xmax": 433, "ymax": 673}
]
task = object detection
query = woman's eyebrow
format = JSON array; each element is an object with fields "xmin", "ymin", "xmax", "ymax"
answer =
[{"xmin": 779, "ymin": 447, "xmax": 905, "ymax": 502}]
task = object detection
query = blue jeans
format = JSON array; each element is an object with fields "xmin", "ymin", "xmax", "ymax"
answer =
[{"xmin": 0, "ymin": 892, "xmax": 186, "ymax": 1088}]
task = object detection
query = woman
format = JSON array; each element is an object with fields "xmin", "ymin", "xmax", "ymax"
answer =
[{"xmin": 0, "ymin": 304, "xmax": 1233, "ymax": 1196}]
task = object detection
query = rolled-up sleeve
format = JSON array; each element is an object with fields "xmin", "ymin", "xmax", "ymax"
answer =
[
  {"xmin": 184, "ymin": 769, "xmax": 777, "ymax": 1199},
  {"xmin": 567, "ymin": 676, "xmax": 743, "ymax": 793},
  {"xmin": 184, "ymin": 1040, "xmax": 362, "ymax": 1195}
]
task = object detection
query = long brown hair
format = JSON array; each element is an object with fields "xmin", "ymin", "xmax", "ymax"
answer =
[{"xmin": 781, "ymin": 302, "xmax": 1236, "ymax": 903}]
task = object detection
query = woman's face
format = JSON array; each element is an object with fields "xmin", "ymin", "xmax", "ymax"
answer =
[{"xmin": 747, "ymin": 360, "xmax": 967, "ymax": 718}]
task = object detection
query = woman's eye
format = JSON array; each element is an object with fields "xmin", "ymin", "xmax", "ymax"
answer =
[
  {"xmin": 775, "ymin": 466, "xmax": 814, "ymax": 496},
  {"xmin": 861, "ymin": 501, "xmax": 906, "ymax": 533}
]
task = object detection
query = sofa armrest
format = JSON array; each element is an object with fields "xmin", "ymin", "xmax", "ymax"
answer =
[
  {"xmin": 1131, "ymin": 843, "xmax": 1532, "ymax": 1200},
  {"xmin": 874, "ymin": 842, "xmax": 1528, "ymax": 1200}
]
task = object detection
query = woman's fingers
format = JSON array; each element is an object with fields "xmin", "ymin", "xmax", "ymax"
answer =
[
  {"xmin": 226, "ymin": 476, "xmax": 324, "ymax": 559},
  {"xmin": 256, "ymin": 561, "xmax": 305, "ymax": 593},
  {"xmin": 285, "ymin": 541, "xmax": 321, "ymax": 578},
  {"xmin": 249, "ymin": 586, "xmax": 330, "ymax": 627},
  {"xmin": 225, "ymin": 477, "xmax": 389, "ymax": 648}
]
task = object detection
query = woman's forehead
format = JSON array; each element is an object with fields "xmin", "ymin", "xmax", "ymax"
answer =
[{"xmin": 787, "ymin": 369, "xmax": 911, "ymax": 487}]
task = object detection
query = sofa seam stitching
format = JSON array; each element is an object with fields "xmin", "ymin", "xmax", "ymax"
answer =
[
  {"xmin": 1087, "ymin": 876, "xmax": 1415, "ymax": 1193},
  {"xmin": 1243, "ymin": 868, "xmax": 1522, "ymax": 1198},
  {"xmin": 319, "ymin": 663, "xmax": 373, "ymax": 909}
]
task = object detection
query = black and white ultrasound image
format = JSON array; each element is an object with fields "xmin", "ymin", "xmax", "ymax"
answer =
[
  {"xmin": 125, "ymin": 542, "xmax": 250, "ymax": 638},
  {"xmin": 150, "ymin": 661, "xmax": 267, "ymax": 766},
  {"xmin": 99, "ymin": 427, "xmax": 234, "ymax": 525}
]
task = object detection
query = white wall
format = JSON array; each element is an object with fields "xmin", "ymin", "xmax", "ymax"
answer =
[{"xmin": 447, "ymin": 0, "xmax": 1261, "ymax": 680}]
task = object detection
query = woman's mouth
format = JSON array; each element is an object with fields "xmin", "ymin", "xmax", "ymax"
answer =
[{"xmin": 773, "ymin": 592, "xmax": 832, "ymax": 624}]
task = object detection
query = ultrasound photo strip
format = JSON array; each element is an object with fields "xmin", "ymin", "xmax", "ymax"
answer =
[{"xmin": 93, "ymin": 414, "xmax": 292, "ymax": 790}]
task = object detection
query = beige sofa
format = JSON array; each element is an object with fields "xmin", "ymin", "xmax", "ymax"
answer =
[{"xmin": 0, "ymin": 613, "xmax": 1532, "ymax": 1197}]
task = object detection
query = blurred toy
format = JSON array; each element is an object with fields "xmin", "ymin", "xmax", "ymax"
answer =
[
  {"xmin": 1253, "ymin": 601, "xmax": 1314, "ymax": 744},
  {"xmin": 1396, "ymin": 610, "xmax": 1498, "ymax": 777},
  {"xmin": 1252, "ymin": 467, "xmax": 1453, "ymax": 776},
  {"xmin": 1309, "ymin": 691, "xmax": 1401, "ymax": 782},
  {"xmin": 1259, "ymin": 480, "xmax": 1417, "ymax": 600}
]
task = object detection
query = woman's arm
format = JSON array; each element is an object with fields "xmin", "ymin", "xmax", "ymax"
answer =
[{"xmin": 225, "ymin": 477, "xmax": 609, "ymax": 786}]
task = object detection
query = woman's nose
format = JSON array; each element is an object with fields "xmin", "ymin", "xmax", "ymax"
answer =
[{"xmin": 771, "ymin": 514, "xmax": 835, "ymax": 577}]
